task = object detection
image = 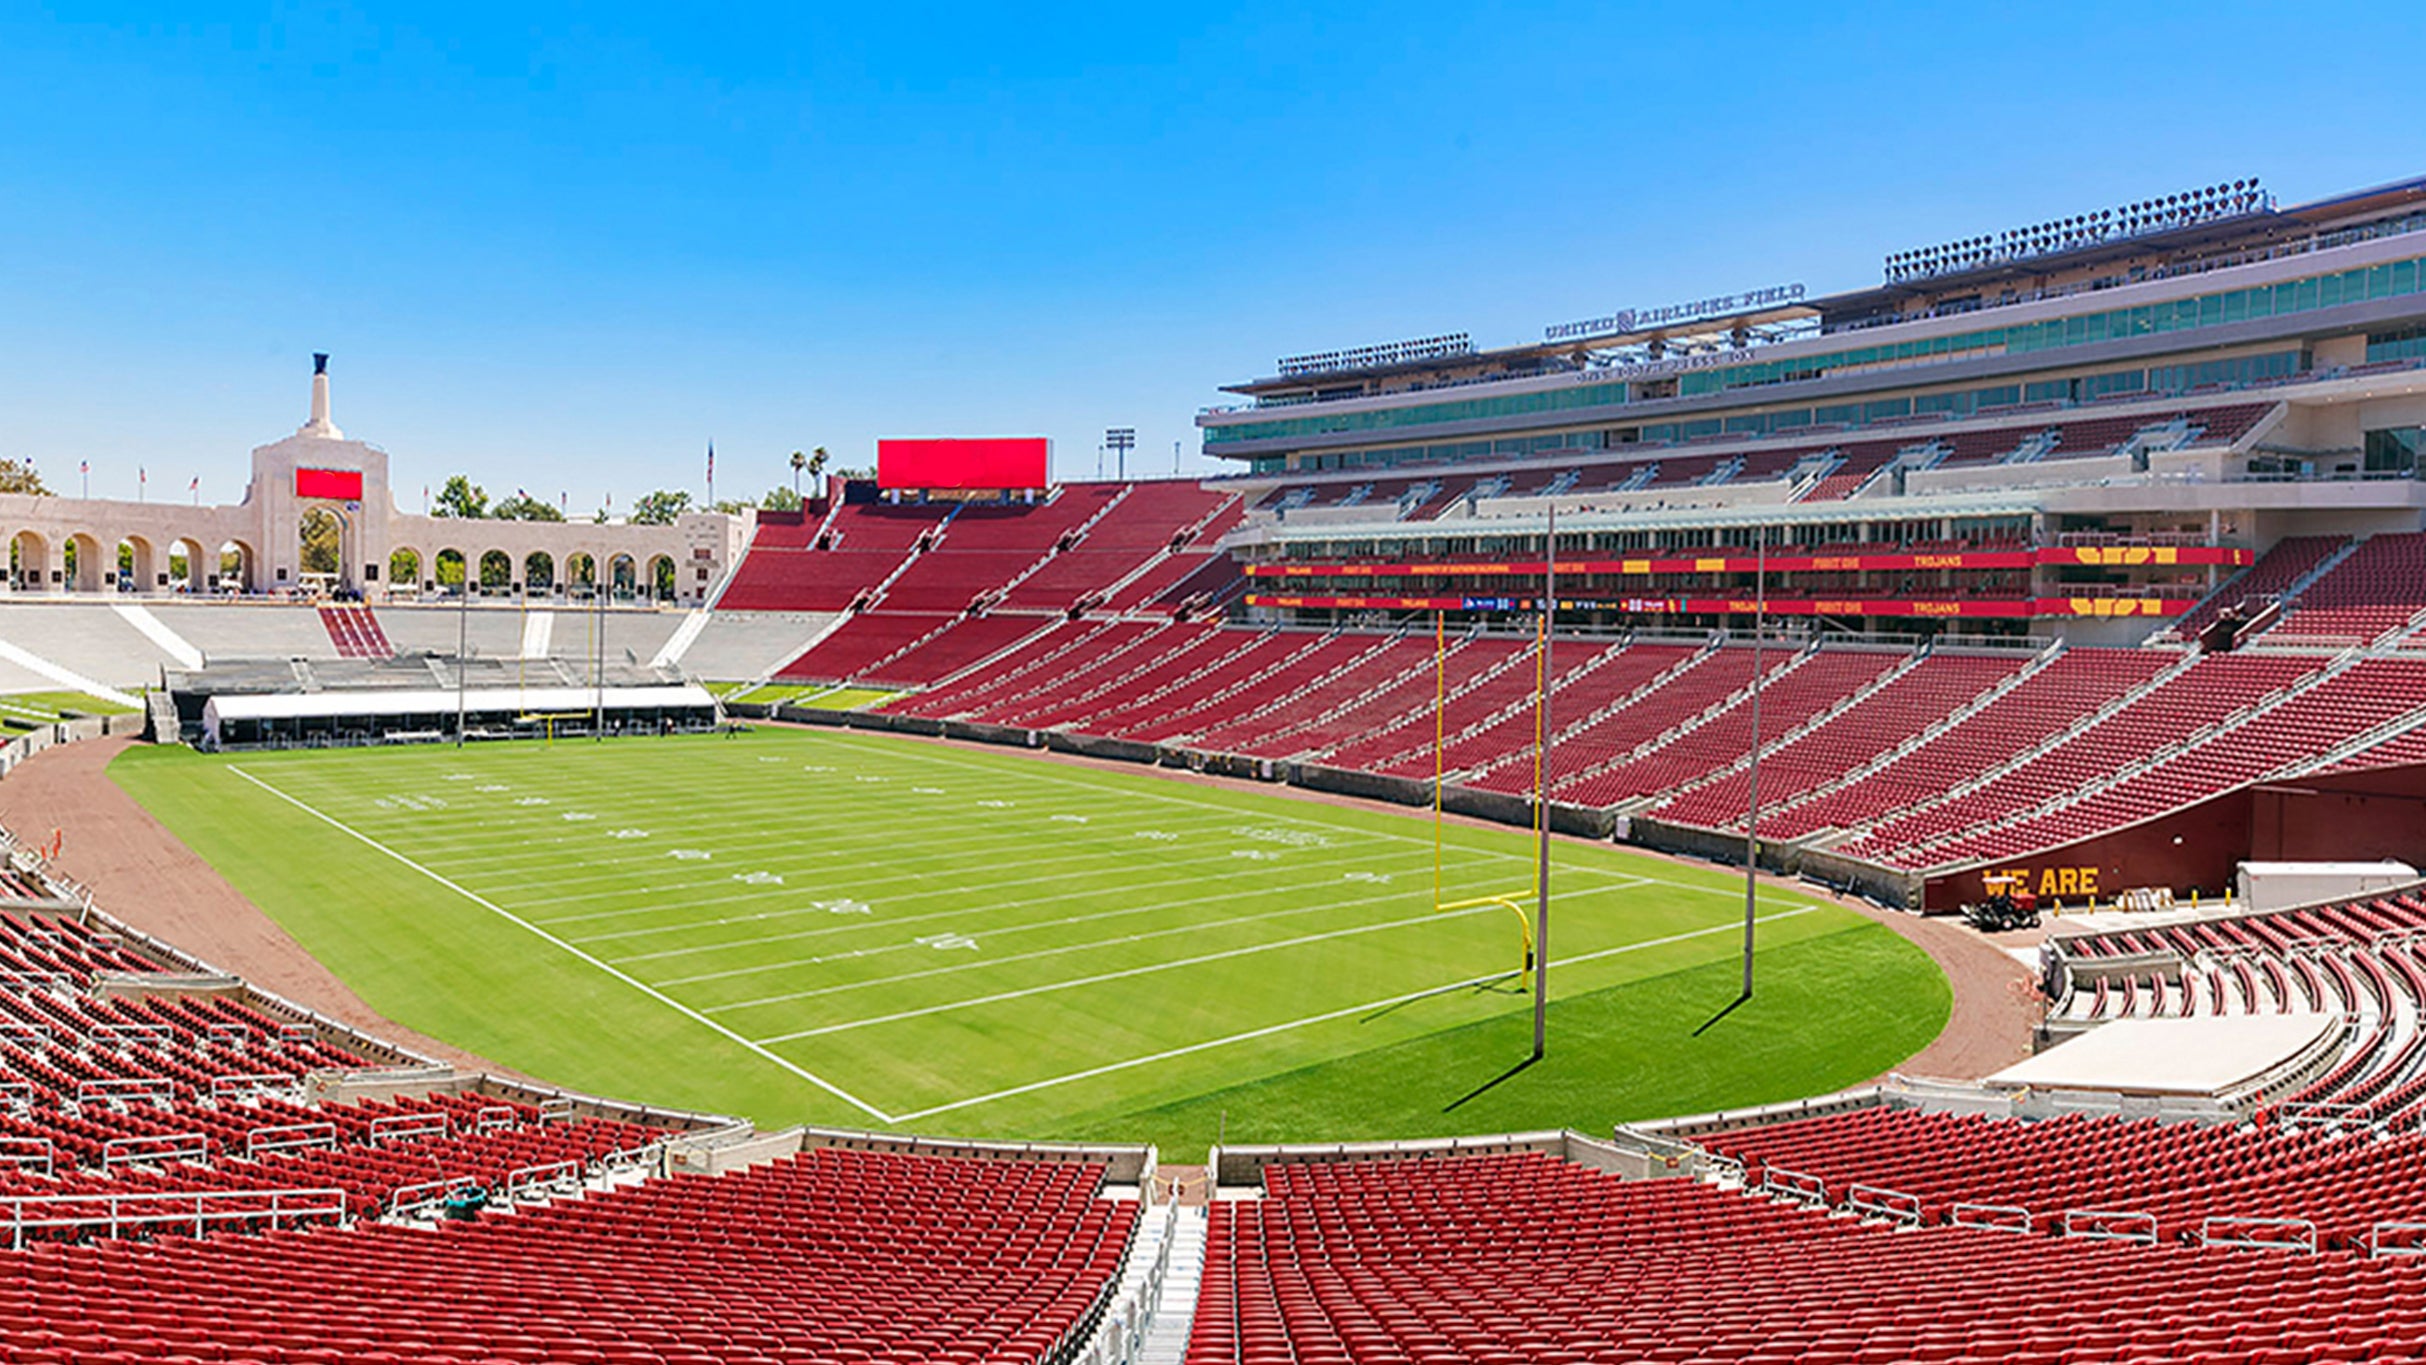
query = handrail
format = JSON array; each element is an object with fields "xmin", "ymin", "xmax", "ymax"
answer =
[
  {"xmin": 0, "ymin": 1186, "xmax": 345, "ymax": 1250},
  {"xmin": 1846, "ymin": 1184, "xmax": 1923, "ymax": 1225},
  {"xmin": 2063, "ymin": 1209, "xmax": 2159, "ymax": 1245},
  {"xmin": 0, "ymin": 1139, "xmax": 52, "ymax": 1176},
  {"xmin": 212, "ymin": 1072, "xmax": 304, "ymax": 1100},
  {"xmin": 247, "ymin": 1122, "xmax": 338, "ymax": 1158},
  {"xmin": 2370, "ymin": 1221, "xmax": 2426, "ymax": 1258},
  {"xmin": 1762, "ymin": 1165, "xmax": 1828, "ymax": 1205},
  {"xmin": 78, "ymin": 1076, "xmax": 174, "ymax": 1105},
  {"xmin": 504, "ymin": 1160, "xmax": 582, "ymax": 1201},
  {"xmin": 101, "ymin": 1132, "xmax": 211, "ymax": 1168},
  {"xmin": 1951, "ymin": 1202, "xmax": 2033, "ymax": 1233},
  {"xmin": 2201, "ymin": 1215, "xmax": 2316, "ymax": 1254},
  {"xmin": 388, "ymin": 1175, "xmax": 482, "ymax": 1217},
  {"xmin": 369, "ymin": 1112, "xmax": 448, "ymax": 1146}
]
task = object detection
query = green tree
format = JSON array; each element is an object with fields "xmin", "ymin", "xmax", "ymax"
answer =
[
  {"xmin": 433, "ymin": 475, "xmax": 488, "ymax": 519},
  {"xmin": 491, "ymin": 492, "xmax": 566, "ymax": 522},
  {"xmin": 631, "ymin": 489, "xmax": 691, "ymax": 525},
  {"xmin": 761, "ymin": 485, "xmax": 803, "ymax": 512},
  {"xmin": 299, "ymin": 509, "xmax": 341, "ymax": 574},
  {"xmin": 0, "ymin": 458, "xmax": 50, "ymax": 495}
]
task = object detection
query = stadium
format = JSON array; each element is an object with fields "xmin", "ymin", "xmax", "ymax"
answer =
[{"xmin": 4, "ymin": 159, "xmax": 2426, "ymax": 1365}]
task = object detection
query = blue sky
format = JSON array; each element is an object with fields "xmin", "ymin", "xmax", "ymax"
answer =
[{"xmin": 3, "ymin": 2, "xmax": 2421, "ymax": 510}]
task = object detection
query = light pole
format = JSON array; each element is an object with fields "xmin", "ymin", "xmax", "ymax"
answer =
[
  {"xmin": 1741, "ymin": 523, "xmax": 1770, "ymax": 1000},
  {"xmin": 1106, "ymin": 428, "xmax": 1136, "ymax": 481},
  {"xmin": 454, "ymin": 562, "xmax": 469, "ymax": 748},
  {"xmin": 1532, "ymin": 501, "xmax": 1556, "ymax": 1059}
]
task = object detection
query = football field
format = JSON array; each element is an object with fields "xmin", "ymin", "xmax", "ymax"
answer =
[{"xmin": 111, "ymin": 729, "xmax": 1946, "ymax": 1154}]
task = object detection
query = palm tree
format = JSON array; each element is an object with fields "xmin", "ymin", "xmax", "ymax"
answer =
[
  {"xmin": 806, "ymin": 447, "xmax": 830, "ymax": 498},
  {"xmin": 789, "ymin": 450, "xmax": 807, "ymax": 499}
]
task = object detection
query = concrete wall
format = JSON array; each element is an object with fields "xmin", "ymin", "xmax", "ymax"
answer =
[{"xmin": 2, "ymin": 365, "xmax": 747, "ymax": 603}]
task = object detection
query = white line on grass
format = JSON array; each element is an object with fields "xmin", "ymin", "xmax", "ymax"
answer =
[
  {"xmin": 226, "ymin": 765, "xmax": 898, "ymax": 1125},
  {"xmin": 883, "ymin": 905, "xmax": 1820, "ymax": 1124},
  {"xmin": 809, "ymin": 731, "xmax": 1818, "ymax": 909},
  {"xmin": 691, "ymin": 871, "xmax": 1611, "ymax": 1007},
  {"xmin": 593, "ymin": 840, "xmax": 1452, "ymax": 958},
  {"xmin": 755, "ymin": 893, "xmax": 1603, "ymax": 1045}
]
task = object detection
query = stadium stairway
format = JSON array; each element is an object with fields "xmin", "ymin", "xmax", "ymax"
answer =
[{"xmin": 1134, "ymin": 1206, "xmax": 1208, "ymax": 1365}]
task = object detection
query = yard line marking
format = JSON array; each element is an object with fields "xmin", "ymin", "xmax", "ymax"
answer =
[
  {"xmin": 533, "ymin": 823, "xmax": 1282, "ymax": 918},
  {"xmin": 807, "ymin": 731, "xmax": 1819, "ymax": 907},
  {"xmin": 883, "ymin": 905, "xmax": 1820, "ymax": 1123},
  {"xmin": 696, "ymin": 874, "xmax": 1655, "ymax": 1010},
  {"xmin": 226, "ymin": 764, "xmax": 896, "ymax": 1125},
  {"xmin": 756, "ymin": 897, "xmax": 1552, "ymax": 1045},
  {"xmin": 587, "ymin": 841, "xmax": 1428, "ymax": 954},
  {"xmin": 411, "ymin": 802, "xmax": 1257, "ymax": 893}
]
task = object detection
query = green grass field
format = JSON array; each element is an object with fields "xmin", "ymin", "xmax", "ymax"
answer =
[
  {"xmin": 110, "ymin": 729, "xmax": 1947, "ymax": 1155},
  {"xmin": 0, "ymin": 690, "xmax": 139, "ymax": 725},
  {"xmin": 706, "ymin": 682, "xmax": 897, "ymax": 710}
]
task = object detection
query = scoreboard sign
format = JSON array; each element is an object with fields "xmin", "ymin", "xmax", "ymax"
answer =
[
  {"xmin": 877, "ymin": 438, "xmax": 1050, "ymax": 492},
  {"xmin": 295, "ymin": 467, "xmax": 364, "ymax": 501}
]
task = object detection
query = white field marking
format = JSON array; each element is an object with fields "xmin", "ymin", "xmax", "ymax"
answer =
[
  {"xmin": 264, "ymin": 757, "xmax": 1642, "ymax": 947},
  {"xmin": 538, "ymin": 823, "xmax": 1389, "ymax": 930},
  {"xmin": 801, "ymin": 730, "xmax": 1824, "ymax": 907},
  {"xmin": 597, "ymin": 853, "xmax": 1501, "ymax": 971},
  {"xmin": 306, "ymin": 787, "xmax": 1252, "ymax": 883},
  {"xmin": 237, "ymin": 735, "xmax": 1791, "ymax": 911},
  {"xmin": 692, "ymin": 874, "xmax": 1652, "ymax": 1010},
  {"xmin": 224, "ymin": 765, "xmax": 895, "ymax": 1124},
  {"xmin": 581, "ymin": 842, "xmax": 1472, "ymax": 955},
  {"xmin": 755, "ymin": 901, "xmax": 1537, "ymax": 1045},
  {"xmin": 883, "ymin": 905, "xmax": 1822, "ymax": 1124},
  {"xmin": 671, "ymin": 875, "xmax": 1483, "ymax": 993},
  {"xmin": 510, "ymin": 812, "xmax": 1253, "ymax": 907}
]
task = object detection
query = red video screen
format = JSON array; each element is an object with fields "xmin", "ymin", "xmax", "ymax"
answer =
[
  {"xmin": 295, "ymin": 467, "xmax": 364, "ymax": 501},
  {"xmin": 877, "ymin": 437, "xmax": 1049, "ymax": 491}
]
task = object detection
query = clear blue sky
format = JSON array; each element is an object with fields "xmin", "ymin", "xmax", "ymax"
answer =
[{"xmin": 3, "ymin": 2, "xmax": 2420, "ymax": 511}]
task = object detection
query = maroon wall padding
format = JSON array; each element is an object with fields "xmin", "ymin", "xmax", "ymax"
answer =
[
  {"xmin": 2251, "ymin": 762, "xmax": 2426, "ymax": 863},
  {"xmin": 1919, "ymin": 760, "xmax": 2426, "ymax": 911}
]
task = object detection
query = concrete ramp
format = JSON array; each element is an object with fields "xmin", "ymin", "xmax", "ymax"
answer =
[
  {"xmin": 111, "ymin": 604, "xmax": 205, "ymax": 670},
  {"xmin": 0, "ymin": 639, "xmax": 142, "ymax": 708},
  {"xmin": 520, "ymin": 611, "xmax": 556, "ymax": 660},
  {"xmin": 651, "ymin": 608, "xmax": 711, "ymax": 668}
]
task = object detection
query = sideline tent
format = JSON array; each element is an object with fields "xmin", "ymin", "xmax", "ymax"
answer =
[{"xmin": 201, "ymin": 683, "xmax": 717, "ymax": 747}]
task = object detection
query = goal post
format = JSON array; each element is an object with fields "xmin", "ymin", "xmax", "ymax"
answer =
[{"xmin": 1428, "ymin": 603, "xmax": 1553, "ymax": 988}]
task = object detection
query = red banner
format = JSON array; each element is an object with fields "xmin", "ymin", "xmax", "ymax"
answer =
[
  {"xmin": 1247, "ymin": 545, "xmax": 2249, "ymax": 579},
  {"xmin": 1246, "ymin": 593, "xmax": 2196, "ymax": 619},
  {"xmin": 877, "ymin": 438, "xmax": 1049, "ymax": 491},
  {"xmin": 295, "ymin": 467, "xmax": 363, "ymax": 501}
]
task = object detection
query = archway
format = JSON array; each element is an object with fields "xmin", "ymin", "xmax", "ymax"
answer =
[
  {"xmin": 168, "ymin": 537, "xmax": 208, "ymax": 593},
  {"xmin": 216, "ymin": 540, "xmax": 257, "ymax": 594},
  {"xmin": 389, "ymin": 547, "xmax": 422, "ymax": 592},
  {"xmin": 11, "ymin": 530, "xmax": 49, "ymax": 592},
  {"xmin": 479, "ymin": 549, "xmax": 512, "ymax": 591},
  {"xmin": 523, "ymin": 551, "xmax": 555, "ymax": 593},
  {"xmin": 435, "ymin": 548, "xmax": 467, "ymax": 592},
  {"xmin": 566, "ymin": 552, "xmax": 597, "ymax": 596},
  {"xmin": 646, "ymin": 554, "xmax": 675, "ymax": 602},
  {"xmin": 299, "ymin": 507, "xmax": 343, "ymax": 589},
  {"xmin": 610, "ymin": 553, "xmax": 637, "ymax": 598},
  {"xmin": 116, "ymin": 535, "xmax": 157, "ymax": 594},
  {"xmin": 66, "ymin": 533, "xmax": 103, "ymax": 592}
]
